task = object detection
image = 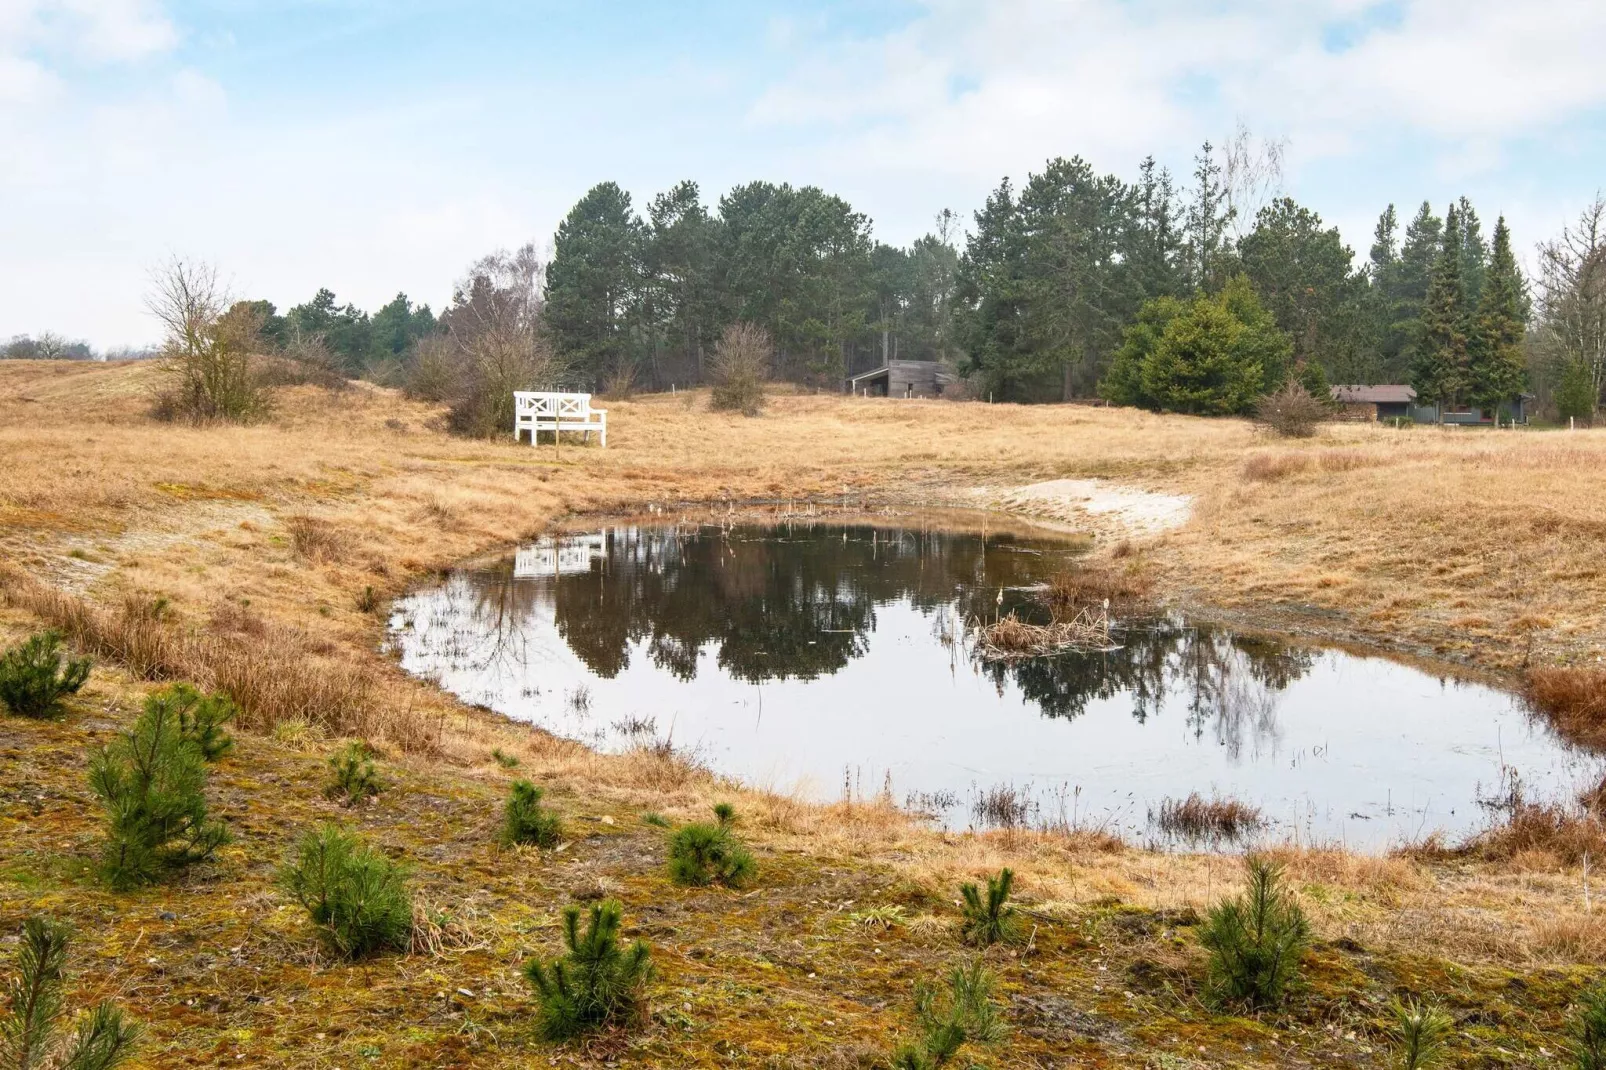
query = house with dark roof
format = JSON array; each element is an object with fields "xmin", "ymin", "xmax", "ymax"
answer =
[{"xmin": 1330, "ymin": 384, "xmax": 1532, "ymax": 425}]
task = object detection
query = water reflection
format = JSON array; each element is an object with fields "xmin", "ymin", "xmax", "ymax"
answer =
[{"xmin": 391, "ymin": 523, "xmax": 1594, "ymax": 848}]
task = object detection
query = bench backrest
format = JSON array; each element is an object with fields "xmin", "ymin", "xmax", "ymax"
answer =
[{"xmin": 514, "ymin": 391, "xmax": 593, "ymax": 418}]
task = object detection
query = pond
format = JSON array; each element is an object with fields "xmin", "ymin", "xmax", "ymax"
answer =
[{"xmin": 389, "ymin": 520, "xmax": 1599, "ymax": 849}]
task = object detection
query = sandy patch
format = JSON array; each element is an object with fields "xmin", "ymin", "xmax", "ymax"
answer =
[{"xmin": 985, "ymin": 478, "xmax": 1192, "ymax": 540}]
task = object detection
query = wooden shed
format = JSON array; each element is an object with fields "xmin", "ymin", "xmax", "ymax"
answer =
[{"xmin": 847, "ymin": 360, "xmax": 957, "ymax": 398}]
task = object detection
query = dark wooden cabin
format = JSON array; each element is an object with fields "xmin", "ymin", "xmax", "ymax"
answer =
[{"xmin": 846, "ymin": 360, "xmax": 957, "ymax": 398}]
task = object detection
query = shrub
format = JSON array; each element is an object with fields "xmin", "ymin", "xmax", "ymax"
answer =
[
  {"xmin": 278, "ymin": 824, "xmax": 413, "ymax": 959},
  {"xmin": 959, "ymin": 868, "xmax": 1020, "ymax": 947},
  {"xmin": 525, "ymin": 898, "xmax": 652, "ymax": 1041},
  {"xmin": 0, "ymin": 631, "xmax": 91, "ymax": 718},
  {"xmin": 491, "ymin": 747, "xmax": 520, "ymax": 769},
  {"xmin": 146, "ymin": 683, "xmax": 235, "ymax": 761},
  {"xmin": 1557, "ymin": 359, "xmax": 1597, "ymax": 425},
  {"xmin": 325, "ymin": 741, "xmax": 383, "ymax": 805},
  {"xmin": 1390, "ymin": 996, "xmax": 1453, "ymax": 1070},
  {"xmin": 501, "ymin": 779, "xmax": 563, "ymax": 848},
  {"xmin": 1199, "ymin": 856, "xmax": 1310, "ymax": 1010},
  {"xmin": 89, "ymin": 695, "xmax": 231, "ymax": 890},
  {"xmin": 709, "ymin": 322, "xmax": 771, "ymax": 417},
  {"xmin": 1573, "ymin": 982, "xmax": 1606, "ymax": 1070},
  {"xmin": 892, "ymin": 959, "xmax": 1007, "ymax": 1069},
  {"xmin": 0, "ymin": 917, "xmax": 140, "ymax": 1069},
  {"xmin": 148, "ymin": 259, "xmax": 269, "ymax": 424},
  {"xmin": 666, "ymin": 804, "xmax": 755, "ymax": 888},
  {"xmin": 1254, "ymin": 380, "xmax": 1328, "ymax": 438}
]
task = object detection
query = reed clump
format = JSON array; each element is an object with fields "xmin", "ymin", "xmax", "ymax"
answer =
[
  {"xmin": 1528, "ymin": 666, "xmax": 1606, "ymax": 749},
  {"xmin": 971, "ymin": 609, "xmax": 1110, "ymax": 660},
  {"xmin": 1153, "ymin": 792, "xmax": 1263, "ymax": 843}
]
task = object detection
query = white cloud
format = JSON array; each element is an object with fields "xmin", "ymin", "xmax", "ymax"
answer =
[{"xmin": 0, "ymin": 0, "xmax": 176, "ymax": 66}]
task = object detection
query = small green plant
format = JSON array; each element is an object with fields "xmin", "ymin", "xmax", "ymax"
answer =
[
  {"xmin": 278, "ymin": 824, "xmax": 413, "ymax": 959},
  {"xmin": 959, "ymin": 867, "xmax": 1020, "ymax": 947},
  {"xmin": 524, "ymin": 898, "xmax": 652, "ymax": 1041},
  {"xmin": 1572, "ymin": 982, "xmax": 1606, "ymax": 1070},
  {"xmin": 501, "ymin": 779, "xmax": 563, "ymax": 848},
  {"xmin": 0, "ymin": 631, "xmax": 91, "ymax": 718},
  {"xmin": 892, "ymin": 959, "xmax": 1007, "ymax": 1069},
  {"xmin": 641, "ymin": 812, "xmax": 669, "ymax": 828},
  {"xmin": 1199, "ymin": 856, "xmax": 1311, "ymax": 1011},
  {"xmin": 89, "ymin": 693, "xmax": 230, "ymax": 890},
  {"xmin": 848, "ymin": 905, "xmax": 909, "ymax": 931},
  {"xmin": 1390, "ymin": 996, "xmax": 1453, "ymax": 1069},
  {"xmin": 146, "ymin": 683, "xmax": 235, "ymax": 761},
  {"xmin": 0, "ymin": 917, "xmax": 140, "ymax": 1069},
  {"xmin": 325, "ymin": 741, "xmax": 383, "ymax": 805},
  {"xmin": 491, "ymin": 747, "xmax": 520, "ymax": 769},
  {"xmin": 666, "ymin": 804, "xmax": 755, "ymax": 888}
]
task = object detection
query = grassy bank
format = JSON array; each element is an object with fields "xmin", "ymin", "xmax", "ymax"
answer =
[{"xmin": 2, "ymin": 358, "xmax": 1606, "ymax": 1067}]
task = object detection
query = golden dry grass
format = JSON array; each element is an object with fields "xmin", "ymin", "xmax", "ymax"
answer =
[{"xmin": 2, "ymin": 359, "xmax": 1606, "ymax": 1065}]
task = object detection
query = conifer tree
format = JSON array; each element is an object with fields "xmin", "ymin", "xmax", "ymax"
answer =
[
  {"xmin": 1392, "ymin": 202, "xmax": 1444, "ymax": 381},
  {"xmin": 1458, "ymin": 196, "xmax": 1490, "ymax": 309},
  {"xmin": 1412, "ymin": 203, "xmax": 1469, "ymax": 418},
  {"xmin": 1468, "ymin": 216, "xmax": 1528, "ymax": 423}
]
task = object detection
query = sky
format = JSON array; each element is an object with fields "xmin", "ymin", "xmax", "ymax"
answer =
[{"xmin": 2, "ymin": 0, "xmax": 1605, "ymax": 349}]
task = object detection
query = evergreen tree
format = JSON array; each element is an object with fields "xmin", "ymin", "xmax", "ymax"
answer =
[
  {"xmin": 1363, "ymin": 205, "xmax": 1402, "ymax": 383},
  {"xmin": 1467, "ymin": 216, "xmax": 1528, "ymax": 422},
  {"xmin": 1238, "ymin": 197, "xmax": 1366, "ymax": 382},
  {"xmin": 1412, "ymin": 203, "xmax": 1470, "ymax": 417},
  {"xmin": 643, "ymin": 181, "xmax": 719, "ymax": 385},
  {"xmin": 1138, "ymin": 276, "xmax": 1289, "ymax": 415},
  {"xmin": 1457, "ymin": 196, "xmax": 1489, "ymax": 309},
  {"xmin": 1183, "ymin": 141, "xmax": 1233, "ymax": 291},
  {"xmin": 544, "ymin": 182, "xmax": 646, "ymax": 388},
  {"xmin": 1393, "ymin": 202, "xmax": 1444, "ymax": 381}
]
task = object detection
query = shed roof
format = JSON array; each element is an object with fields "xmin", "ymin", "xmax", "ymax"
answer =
[
  {"xmin": 848, "ymin": 360, "xmax": 956, "ymax": 384},
  {"xmin": 1331, "ymin": 384, "xmax": 1417, "ymax": 405}
]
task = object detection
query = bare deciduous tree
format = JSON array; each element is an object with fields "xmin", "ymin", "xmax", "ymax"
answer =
[
  {"xmin": 410, "ymin": 243, "xmax": 567, "ymax": 438},
  {"xmin": 1221, "ymin": 121, "xmax": 1289, "ymax": 241},
  {"xmin": 1533, "ymin": 195, "xmax": 1606, "ymax": 409},
  {"xmin": 147, "ymin": 258, "xmax": 267, "ymax": 423}
]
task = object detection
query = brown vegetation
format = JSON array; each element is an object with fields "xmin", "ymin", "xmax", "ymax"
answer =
[
  {"xmin": 1153, "ymin": 792, "xmax": 1264, "ymax": 842},
  {"xmin": 1528, "ymin": 665, "xmax": 1606, "ymax": 748}
]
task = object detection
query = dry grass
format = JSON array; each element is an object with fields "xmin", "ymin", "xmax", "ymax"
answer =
[
  {"xmin": 1529, "ymin": 665, "xmax": 1606, "ymax": 747},
  {"xmin": 1044, "ymin": 562, "xmax": 1152, "ymax": 611},
  {"xmin": 969, "ymin": 608, "xmax": 1111, "ymax": 659},
  {"xmin": 4, "ymin": 359, "xmax": 1606, "ymax": 1065}
]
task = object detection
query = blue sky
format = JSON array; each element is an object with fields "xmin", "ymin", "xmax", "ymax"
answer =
[{"xmin": 3, "ymin": 0, "xmax": 1604, "ymax": 347}]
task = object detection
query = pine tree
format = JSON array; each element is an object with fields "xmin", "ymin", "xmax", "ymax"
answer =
[
  {"xmin": 1467, "ymin": 217, "xmax": 1528, "ymax": 423},
  {"xmin": 1183, "ymin": 142, "xmax": 1232, "ymax": 292},
  {"xmin": 1393, "ymin": 202, "xmax": 1444, "ymax": 381},
  {"xmin": 1457, "ymin": 196, "xmax": 1489, "ymax": 309},
  {"xmin": 1412, "ymin": 203, "xmax": 1469, "ymax": 418}
]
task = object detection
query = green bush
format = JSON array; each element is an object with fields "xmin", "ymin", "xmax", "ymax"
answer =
[
  {"xmin": 959, "ymin": 868, "xmax": 1020, "ymax": 947},
  {"xmin": 491, "ymin": 747, "xmax": 520, "ymax": 769},
  {"xmin": 0, "ymin": 917, "xmax": 140, "ymax": 1069},
  {"xmin": 525, "ymin": 898, "xmax": 652, "ymax": 1041},
  {"xmin": 500, "ymin": 779, "xmax": 563, "ymax": 848},
  {"xmin": 891, "ymin": 959, "xmax": 1007, "ymax": 1069},
  {"xmin": 89, "ymin": 694, "xmax": 231, "ymax": 890},
  {"xmin": 325, "ymin": 741, "xmax": 383, "ymax": 805},
  {"xmin": 1199, "ymin": 856, "xmax": 1310, "ymax": 1010},
  {"xmin": 0, "ymin": 631, "xmax": 91, "ymax": 718},
  {"xmin": 1391, "ymin": 996, "xmax": 1453, "ymax": 1070},
  {"xmin": 146, "ymin": 683, "xmax": 235, "ymax": 761},
  {"xmin": 1557, "ymin": 359, "xmax": 1598, "ymax": 425},
  {"xmin": 666, "ymin": 804, "xmax": 755, "ymax": 888},
  {"xmin": 1573, "ymin": 982, "xmax": 1606, "ymax": 1070},
  {"xmin": 278, "ymin": 824, "xmax": 413, "ymax": 959}
]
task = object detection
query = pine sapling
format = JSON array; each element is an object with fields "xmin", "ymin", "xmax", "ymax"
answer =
[
  {"xmin": 147, "ymin": 683, "xmax": 236, "ymax": 761},
  {"xmin": 892, "ymin": 959, "xmax": 1007, "ymax": 1069},
  {"xmin": 1573, "ymin": 982, "xmax": 1606, "ymax": 1070},
  {"xmin": 525, "ymin": 898, "xmax": 652, "ymax": 1040},
  {"xmin": 666, "ymin": 804, "xmax": 755, "ymax": 888},
  {"xmin": 278, "ymin": 824, "xmax": 413, "ymax": 959},
  {"xmin": 1199, "ymin": 856, "xmax": 1311, "ymax": 1010},
  {"xmin": 0, "ymin": 631, "xmax": 91, "ymax": 719},
  {"xmin": 1391, "ymin": 996, "xmax": 1453, "ymax": 1070},
  {"xmin": 325, "ymin": 741, "xmax": 383, "ymax": 806},
  {"xmin": 500, "ymin": 779, "xmax": 563, "ymax": 848},
  {"xmin": 0, "ymin": 917, "xmax": 139, "ymax": 1069},
  {"xmin": 959, "ymin": 867, "xmax": 1020, "ymax": 947},
  {"xmin": 89, "ymin": 694, "xmax": 230, "ymax": 890}
]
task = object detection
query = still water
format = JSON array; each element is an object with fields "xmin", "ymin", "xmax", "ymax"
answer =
[{"xmin": 389, "ymin": 522, "xmax": 1598, "ymax": 849}]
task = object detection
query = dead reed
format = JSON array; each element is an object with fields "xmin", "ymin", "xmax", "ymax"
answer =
[
  {"xmin": 1044, "ymin": 565, "xmax": 1151, "ymax": 612},
  {"xmin": 1152, "ymin": 792, "xmax": 1263, "ymax": 843},
  {"xmin": 971, "ymin": 608, "xmax": 1111, "ymax": 660}
]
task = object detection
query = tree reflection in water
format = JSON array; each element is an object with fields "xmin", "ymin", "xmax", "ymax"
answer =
[{"xmin": 396, "ymin": 524, "xmax": 1315, "ymax": 759}]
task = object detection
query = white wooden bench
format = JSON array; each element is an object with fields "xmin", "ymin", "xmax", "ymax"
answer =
[{"xmin": 513, "ymin": 391, "xmax": 607, "ymax": 447}]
